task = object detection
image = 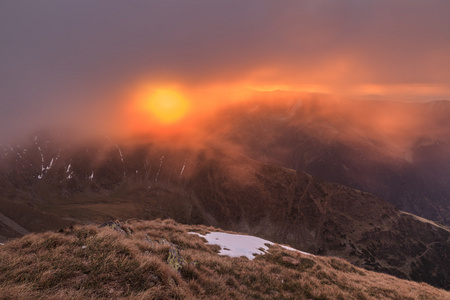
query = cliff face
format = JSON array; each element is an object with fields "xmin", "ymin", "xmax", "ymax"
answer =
[{"xmin": 0, "ymin": 136, "xmax": 449, "ymax": 289}]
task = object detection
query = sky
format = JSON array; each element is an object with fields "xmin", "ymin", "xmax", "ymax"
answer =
[{"xmin": 1, "ymin": 1, "xmax": 450, "ymax": 142}]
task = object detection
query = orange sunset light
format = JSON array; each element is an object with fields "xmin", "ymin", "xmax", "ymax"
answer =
[
  {"xmin": 122, "ymin": 81, "xmax": 250, "ymax": 136},
  {"xmin": 140, "ymin": 87, "xmax": 190, "ymax": 124},
  {"xmin": 123, "ymin": 84, "xmax": 192, "ymax": 135}
]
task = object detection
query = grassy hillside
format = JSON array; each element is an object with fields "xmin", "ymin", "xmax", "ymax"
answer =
[
  {"xmin": 2, "ymin": 134, "xmax": 450, "ymax": 289},
  {"xmin": 0, "ymin": 219, "xmax": 448, "ymax": 299}
]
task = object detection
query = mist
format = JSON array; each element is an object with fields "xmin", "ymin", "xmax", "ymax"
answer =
[{"xmin": 1, "ymin": 1, "xmax": 450, "ymax": 143}]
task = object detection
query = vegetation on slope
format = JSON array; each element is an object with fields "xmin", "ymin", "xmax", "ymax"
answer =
[
  {"xmin": 0, "ymin": 219, "xmax": 448, "ymax": 299},
  {"xmin": 2, "ymin": 134, "xmax": 449, "ymax": 289}
]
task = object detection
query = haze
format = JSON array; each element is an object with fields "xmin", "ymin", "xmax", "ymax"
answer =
[{"xmin": 1, "ymin": 1, "xmax": 450, "ymax": 142}]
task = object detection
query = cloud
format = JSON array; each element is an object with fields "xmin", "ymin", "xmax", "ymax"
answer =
[{"xmin": 1, "ymin": 1, "xmax": 450, "ymax": 142}]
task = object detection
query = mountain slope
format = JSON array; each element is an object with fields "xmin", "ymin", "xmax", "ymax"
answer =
[
  {"xmin": 209, "ymin": 95, "xmax": 450, "ymax": 225},
  {"xmin": 1, "ymin": 219, "xmax": 449, "ymax": 299},
  {"xmin": 0, "ymin": 135, "xmax": 449, "ymax": 289}
]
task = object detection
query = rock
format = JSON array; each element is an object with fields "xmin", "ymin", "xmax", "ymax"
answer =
[
  {"xmin": 98, "ymin": 220, "xmax": 127, "ymax": 235},
  {"xmin": 167, "ymin": 247, "xmax": 187, "ymax": 272}
]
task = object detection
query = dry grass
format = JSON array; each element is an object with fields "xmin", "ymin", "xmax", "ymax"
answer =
[{"xmin": 0, "ymin": 219, "xmax": 448, "ymax": 299}]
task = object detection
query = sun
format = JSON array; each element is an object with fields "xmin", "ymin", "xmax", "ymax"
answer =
[
  {"xmin": 122, "ymin": 84, "xmax": 193, "ymax": 136},
  {"xmin": 133, "ymin": 87, "xmax": 190, "ymax": 125},
  {"xmin": 144, "ymin": 89, "xmax": 190, "ymax": 124}
]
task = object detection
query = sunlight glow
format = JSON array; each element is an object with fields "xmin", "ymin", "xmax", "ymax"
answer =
[
  {"xmin": 120, "ymin": 84, "xmax": 194, "ymax": 138},
  {"xmin": 144, "ymin": 89, "xmax": 190, "ymax": 124}
]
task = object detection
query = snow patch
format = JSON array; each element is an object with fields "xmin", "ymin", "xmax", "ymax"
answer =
[
  {"xmin": 189, "ymin": 232, "xmax": 311, "ymax": 260},
  {"xmin": 35, "ymin": 143, "xmax": 45, "ymax": 179},
  {"xmin": 155, "ymin": 155, "xmax": 164, "ymax": 182},
  {"xmin": 115, "ymin": 144, "xmax": 126, "ymax": 176},
  {"xmin": 180, "ymin": 160, "xmax": 187, "ymax": 177},
  {"xmin": 66, "ymin": 164, "xmax": 73, "ymax": 179},
  {"xmin": 115, "ymin": 144, "xmax": 124, "ymax": 163},
  {"xmin": 278, "ymin": 244, "xmax": 311, "ymax": 256},
  {"xmin": 46, "ymin": 158, "xmax": 54, "ymax": 170},
  {"xmin": 34, "ymin": 139, "xmax": 55, "ymax": 179}
]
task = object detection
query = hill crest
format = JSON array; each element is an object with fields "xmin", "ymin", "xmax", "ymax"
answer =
[{"xmin": 1, "ymin": 219, "xmax": 449, "ymax": 299}]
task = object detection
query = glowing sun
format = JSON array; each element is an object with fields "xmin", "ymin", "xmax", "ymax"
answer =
[{"xmin": 142, "ymin": 88, "xmax": 190, "ymax": 124}]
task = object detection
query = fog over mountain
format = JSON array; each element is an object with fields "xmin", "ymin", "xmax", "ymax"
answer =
[
  {"xmin": 1, "ymin": 131, "xmax": 450, "ymax": 289},
  {"xmin": 1, "ymin": 1, "xmax": 450, "ymax": 296},
  {"xmin": 2, "ymin": 1, "xmax": 450, "ymax": 142},
  {"xmin": 204, "ymin": 93, "xmax": 450, "ymax": 225}
]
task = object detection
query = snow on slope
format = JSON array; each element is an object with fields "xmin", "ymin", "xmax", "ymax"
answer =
[{"xmin": 190, "ymin": 231, "xmax": 310, "ymax": 260}]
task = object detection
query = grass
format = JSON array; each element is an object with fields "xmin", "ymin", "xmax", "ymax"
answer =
[{"xmin": 0, "ymin": 218, "xmax": 448, "ymax": 299}]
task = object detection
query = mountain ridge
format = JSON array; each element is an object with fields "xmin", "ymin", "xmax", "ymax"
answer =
[
  {"xmin": 1, "ymin": 218, "xmax": 449, "ymax": 299},
  {"xmin": 207, "ymin": 96, "xmax": 450, "ymax": 225},
  {"xmin": 0, "ymin": 134, "xmax": 449, "ymax": 289}
]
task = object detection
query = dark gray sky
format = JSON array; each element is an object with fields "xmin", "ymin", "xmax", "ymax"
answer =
[{"xmin": 1, "ymin": 1, "xmax": 450, "ymax": 142}]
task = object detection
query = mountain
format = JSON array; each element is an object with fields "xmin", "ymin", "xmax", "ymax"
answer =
[
  {"xmin": 1, "ymin": 219, "xmax": 449, "ymax": 299},
  {"xmin": 0, "ymin": 133, "xmax": 449, "ymax": 289},
  {"xmin": 207, "ymin": 94, "xmax": 450, "ymax": 225}
]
